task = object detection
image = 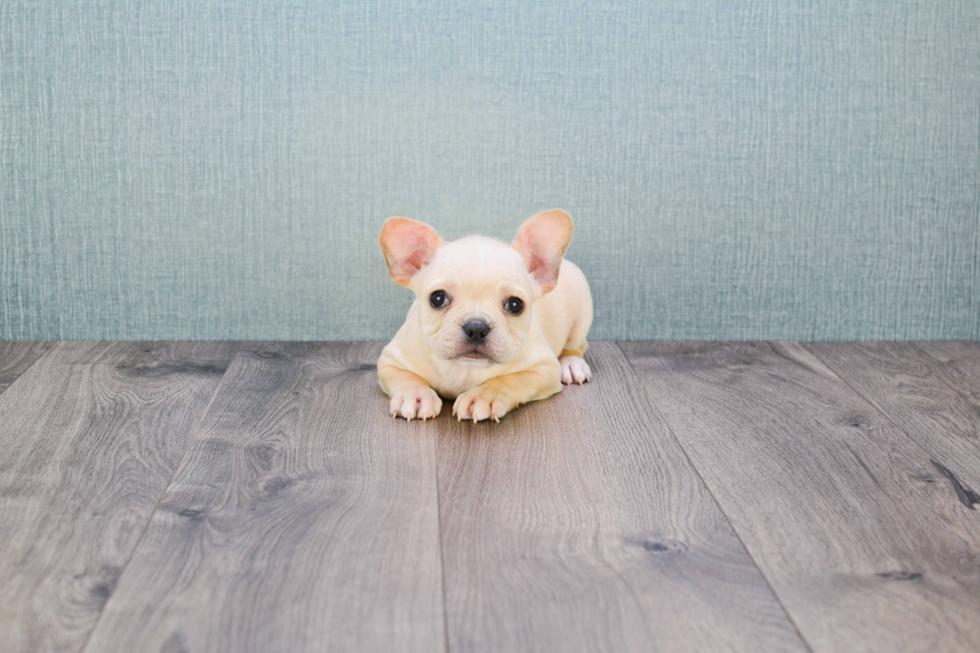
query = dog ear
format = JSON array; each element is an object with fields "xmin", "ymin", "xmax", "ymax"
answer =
[
  {"xmin": 379, "ymin": 217, "xmax": 444, "ymax": 286},
  {"xmin": 512, "ymin": 209, "xmax": 574, "ymax": 294}
]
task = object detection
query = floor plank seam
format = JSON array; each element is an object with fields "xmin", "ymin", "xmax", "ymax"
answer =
[
  {"xmin": 433, "ymin": 427, "xmax": 451, "ymax": 653},
  {"xmin": 614, "ymin": 341, "xmax": 817, "ymax": 653},
  {"xmin": 801, "ymin": 343, "xmax": 978, "ymax": 488},
  {"xmin": 0, "ymin": 341, "xmax": 55, "ymax": 397},
  {"xmin": 74, "ymin": 342, "xmax": 244, "ymax": 653},
  {"xmin": 907, "ymin": 341, "xmax": 980, "ymax": 408}
]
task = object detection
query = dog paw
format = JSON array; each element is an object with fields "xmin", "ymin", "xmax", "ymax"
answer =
[
  {"xmin": 453, "ymin": 387, "xmax": 512, "ymax": 423},
  {"xmin": 560, "ymin": 355, "xmax": 591, "ymax": 385},
  {"xmin": 390, "ymin": 386, "xmax": 442, "ymax": 421}
]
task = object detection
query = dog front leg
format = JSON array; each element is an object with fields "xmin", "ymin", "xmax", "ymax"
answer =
[
  {"xmin": 452, "ymin": 360, "xmax": 562, "ymax": 422},
  {"xmin": 379, "ymin": 365, "xmax": 442, "ymax": 421}
]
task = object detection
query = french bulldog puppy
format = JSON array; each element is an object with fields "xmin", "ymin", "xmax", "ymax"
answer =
[{"xmin": 377, "ymin": 210, "xmax": 593, "ymax": 422}]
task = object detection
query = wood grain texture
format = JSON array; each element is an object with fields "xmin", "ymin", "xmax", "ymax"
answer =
[
  {"xmin": 82, "ymin": 342, "xmax": 445, "ymax": 653},
  {"xmin": 621, "ymin": 341, "xmax": 980, "ymax": 653},
  {"xmin": 806, "ymin": 342, "xmax": 980, "ymax": 493},
  {"xmin": 914, "ymin": 341, "xmax": 980, "ymax": 397},
  {"xmin": 916, "ymin": 340, "xmax": 980, "ymax": 363},
  {"xmin": 437, "ymin": 342, "xmax": 807, "ymax": 653},
  {"xmin": 0, "ymin": 341, "xmax": 237, "ymax": 653},
  {"xmin": 0, "ymin": 341, "xmax": 52, "ymax": 393}
]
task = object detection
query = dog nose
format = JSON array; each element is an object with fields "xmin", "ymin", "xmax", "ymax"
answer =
[{"xmin": 462, "ymin": 320, "xmax": 491, "ymax": 345}]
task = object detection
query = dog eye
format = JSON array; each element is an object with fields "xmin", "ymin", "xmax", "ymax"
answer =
[
  {"xmin": 429, "ymin": 290, "xmax": 450, "ymax": 309},
  {"xmin": 504, "ymin": 296, "xmax": 524, "ymax": 315}
]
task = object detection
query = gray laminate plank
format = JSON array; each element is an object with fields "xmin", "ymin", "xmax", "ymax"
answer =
[
  {"xmin": 437, "ymin": 342, "xmax": 808, "ymax": 653},
  {"xmin": 621, "ymin": 341, "xmax": 980, "ymax": 653},
  {"xmin": 82, "ymin": 342, "xmax": 445, "ymax": 653},
  {"xmin": 914, "ymin": 341, "xmax": 980, "ymax": 401},
  {"xmin": 805, "ymin": 342, "xmax": 980, "ymax": 493},
  {"xmin": 0, "ymin": 341, "xmax": 53, "ymax": 393},
  {"xmin": 915, "ymin": 340, "xmax": 980, "ymax": 369},
  {"xmin": 0, "ymin": 341, "xmax": 238, "ymax": 653}
]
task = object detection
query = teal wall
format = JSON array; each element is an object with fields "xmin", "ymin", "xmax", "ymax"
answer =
[{"xmin": 2, "ymin": 1, "xmax": 978, "ymax": 341}]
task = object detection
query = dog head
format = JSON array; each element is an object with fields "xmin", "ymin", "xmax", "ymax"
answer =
[{"xmin": 379, "ymin": 210, "xmax": 573, "ymax": 367}]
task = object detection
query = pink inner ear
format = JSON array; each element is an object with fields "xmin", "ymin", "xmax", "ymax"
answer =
[
  {"xmin": 517, "ymin": 224, "xmax": 563, "ymax": 291},
  {"xmin": 382, "ymin": 218, "xmax": 442, "ymax": 284},
  {"xmin": 389, "ymin": 235, "xmax": 433, "ymax": 282},
  {"xmin": 400, "ymin": 234, "xmax": 432, "ymax": 271},
  {"xmin": 525, "ymin": 250, "xmax": 553, "ymax": 284}
]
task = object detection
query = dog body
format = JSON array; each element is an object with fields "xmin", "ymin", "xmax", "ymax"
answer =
[{"xmin": 377, "ymin": 211, "xmax": 593, "ymax": 422}]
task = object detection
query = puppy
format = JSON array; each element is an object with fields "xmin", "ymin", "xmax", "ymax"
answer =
[{"xmin": 377, "ymin": 209, "xmax": 593, "ymax": 422}]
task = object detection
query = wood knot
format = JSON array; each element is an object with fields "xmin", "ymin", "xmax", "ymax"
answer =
[
  {"xmin": 877, "ymin": 571, "xmax": 922, "ymax": 581},
  {"xmin": 253, "ymin": 350, "xmax": 283, "ymax": 360},
  {"xmin": 629, "ymin": 536, "xmax": 687, "ymax": 555},
  {"xmin": 176, "ymin": 508, "xmax": 206, "ymax": 520}
]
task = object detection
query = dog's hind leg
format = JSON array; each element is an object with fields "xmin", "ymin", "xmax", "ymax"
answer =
[{"xmin": 558, "ymin": 288, "xmax": 592, "ymax": 385}]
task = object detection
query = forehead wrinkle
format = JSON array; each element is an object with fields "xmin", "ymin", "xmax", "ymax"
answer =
[
  {"xmin": 422, "ymin": 236, "xmax": 532, "ymax": 296},
  {"xmin": 436, "ymin": 236, "xmax": 522, "ymax": 265},
  {"xmin": 455, "ymin": 273, "xmax": 529, "ymax": 297},
  {"xmin": 424, "ymin": 277, "xmax": 458, "ymax": 291}
]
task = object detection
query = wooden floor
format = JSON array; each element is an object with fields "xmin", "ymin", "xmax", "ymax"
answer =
[{"xmin": 1, "ymin": 341, "xmax": 979, "ymax": 653}]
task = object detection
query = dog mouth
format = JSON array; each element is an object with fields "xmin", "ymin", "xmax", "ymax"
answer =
[{"xmin": 456, "ymin": 348, "xmax": 493, "ymax": 363}]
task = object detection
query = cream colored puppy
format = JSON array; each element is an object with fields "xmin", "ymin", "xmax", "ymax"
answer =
[{"xmin": 377, "ymin": 209, "xmax": 593, "ymax": 422}]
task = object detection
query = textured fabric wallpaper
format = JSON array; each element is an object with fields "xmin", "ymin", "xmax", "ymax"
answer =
[{"xmin": 1, "ymin": 1, "xmax": 978, "ymax": 341}]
